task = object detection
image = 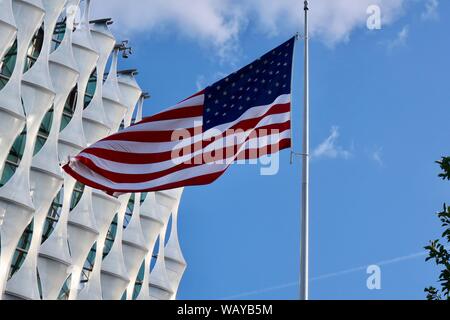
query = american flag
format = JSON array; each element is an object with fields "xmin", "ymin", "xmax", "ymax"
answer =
[{"xmin": 64, "ymin": 37, "xmax": 296, "ymax": 193}]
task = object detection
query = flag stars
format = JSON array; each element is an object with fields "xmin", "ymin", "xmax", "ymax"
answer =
[{"xmin": 203, "ymin": 38, "xmax": 293, "ymax": 130}]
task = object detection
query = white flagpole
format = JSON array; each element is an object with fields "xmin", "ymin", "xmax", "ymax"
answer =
[{"xmin": 300, "ymin": 0, "xmax": 310, "ymax": 301}]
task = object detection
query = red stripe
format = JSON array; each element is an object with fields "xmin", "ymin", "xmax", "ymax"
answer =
[
  {"xmin": 100, "ymin": 126, "xmax": 200, "ymax": 143},
  {"xmin": 178, "ymin": 90, "xmax": 205, "ymax": 103},
  {"xmin": 75, "ymin": 135, "xmax": 291, "ymax": 183},
  {"xmin": 87, "ymin": 102, "xmax": 290, "ymax": 150},
  {"xmin": 138, "ymin": 105, "xmax": 203, "ymax": 124},
  {"xmin": 63, "ymin": 139, "xmax": 290, "ymax": 193},
  {"xmin": 63, "ymin": 163, "xmax": 226, "ymax": 193},
  {"xmin": 83, "ymin": 121, "xmax": 291, "ymax": 164}
]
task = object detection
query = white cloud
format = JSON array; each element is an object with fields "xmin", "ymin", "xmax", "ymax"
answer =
[
  {"xmin": 421, "ymin": 0, "xmax": 439, "ymax": 21},
  {"xmin": 371, "ymin": 147, "xmax": 384, "ymax": 166},
  {"xmin": 311, "ymin": 126, "xmax": 352, "ymax": 160},
  {"xmin": 387, "ymin": 25, "xmax": 409, "ymax": 51},
  {"xmin": 91, "ymin": 0, "xmax": 406, "ymax": 59}
]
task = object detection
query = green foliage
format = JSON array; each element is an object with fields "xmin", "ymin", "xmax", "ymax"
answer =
[
  {"xmin": 437, "ymin": 157, "xmax": 450, "ymax": 181},
  {"xmin": 425, "ymin": 158, "xmax": 450, "ymax": 300}
]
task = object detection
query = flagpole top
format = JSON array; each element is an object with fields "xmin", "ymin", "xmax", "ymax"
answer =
[{"xmin": 304, "ymin": 0, "xmax": 309, "ymax": 11}]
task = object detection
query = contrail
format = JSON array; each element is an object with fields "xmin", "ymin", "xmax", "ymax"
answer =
[{"xmin": 221, "ymin": 249, "xmax": 433, "ymax": 299}]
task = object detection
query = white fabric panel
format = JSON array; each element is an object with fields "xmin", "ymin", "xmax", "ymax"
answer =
[
  {"xmin": 5, "ymin": 0, "xmax": 66, "ymax": 301},
  {"xmin": 38, "ymin": 174, "xmax": 74, "ymax": 299},
  {"xmin": 77, "ymin": 15, "xmax": 120, "ymax": 300},
  {"xmin": 82, "ymin": 19, "xmax": 115, "ymax": 145},
  {"xmin": 36, "ymin": 3, "xmax": 80, "ymax": 300},
  {"xmin": 164, "ymin": 192, "xmax": 187, "ymax": 298},
  {"xmin": 56, "ymin": 0, "xmax": 100, "ymax": 300},
  {"xmin": 102, "ymin": 50, "xmax": 127, "ymax": 132},
  {"xmin": 148, "ymin": 224, "xmax": 174, "ymax": 300},
  {"xmin": 58, "ymin": 0, "xmax": 98, "ymax": 154},
  {"xmin": 122, "ymin": 192, "xmax": 148, "ymax": 300},
  {"xmin": 77, "ymin": 189, "xmax": 120, "ymax": 300},
  {"xmin": 0, "ymin": 0, "xmax": 17, "ymax": 73},
  {"xmin": 0, "ymin": 0, "xmax": 189, "ymax": 301},
  {"xmin": 0, "ymin": 0, "xmax": 47, "ymax": 298},
  {"xmin": 100, "ymin": 194, "xmax": 130, "ymax": 300},
  {"xmin": 117, "ymin": 71, "xmax": 142, "ymax": 128}
]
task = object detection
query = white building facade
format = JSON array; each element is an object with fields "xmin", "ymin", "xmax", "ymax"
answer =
[{"xmin": 0, "ymin": 0, "xmax": 186, "ymax": 300}]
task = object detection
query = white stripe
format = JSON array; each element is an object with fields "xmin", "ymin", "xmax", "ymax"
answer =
[
  {"xmin": 79, "ymin": 129, "xmax": 290, "ymax": 175},
  {"xmin": 165, "ymin": 94, "xmax": 205, "ymax": 111},
  {"xmin": 80, "ymin": 111, "xmax": 289, "ymax": 174},
  {"xmin": 70, "ymin": 133, "xmax": 287, "ymax": 191},
  {"xmin": 124, "ymin": 116, "xmax": 202, "ymax": 133},
  {"xmin": 88, "ymin": 94, "xmax": 291, "ymax": 154}
]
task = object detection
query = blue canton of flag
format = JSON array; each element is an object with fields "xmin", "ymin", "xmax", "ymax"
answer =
[{"xmin": 203, "ymin": 36, "xmax": 296, "ymax": 131}]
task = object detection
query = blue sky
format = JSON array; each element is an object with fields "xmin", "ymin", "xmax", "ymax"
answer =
[{"xmin": 93, "ymin": 0, "xmax": 449, "ymax": 299}]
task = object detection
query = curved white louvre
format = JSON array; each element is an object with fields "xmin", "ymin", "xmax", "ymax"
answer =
[
  {"xmin": 82, "ymin": 18, "xmax": 114, "ymax": 145},
  {"xmin": 0, "ymin": 0, "xmax": 46, "ymax": 296},
  {"xmin": 4, "ymin": 0, "xmax": 66, "ymax": 301},
  {"xmin": 99, "ymin": 74, "xmax": 140, "ymax": 300},
  {"xmin": 117, "ymin": 69, "xmax": 142, "ymax": 129},
  {"xmin": 77, "ymin": 15, "xmax": 120, "ymax": 300},
  {"xmin": 36, "ymin": 1, "xmax": 80, "ymax": 300},
  {"xmin": 100, "ymin": 194, "xmax": 130, "ymax": 300},
  {"xmin": 102, "ymin": 47, "xmax": 127, "ymax": 132},
  {"xmin": 60, "ymin": 0, "xmax": 101, "ymax": 300},
  {"xmin": 0, "ymin": 0, "xmax": 17, "ymax": 67},
  {"xmin": 0, "ymin": 0, "xmax": 36, "ymax": 178},
  {"xmin": 122, "ymin": 97, "xmax": 148, "ymax": 300},
  {"xmin": 164, "ymin": 192, "xmax": 187, "ymax": 298},
  {"xmin": 136, "ymin": 193, "xmax": 165, "ymax": 299},
  {"xmin": 135, "ymin": 189, "xmax": 183, "ymax": 300},
  {"xmin": 0, "ymin": 0, "xmax": 188, "ymax": 300},
  {"xmin": 149, "ymin": 224, "xmax": 174, "ymax": 300}
]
